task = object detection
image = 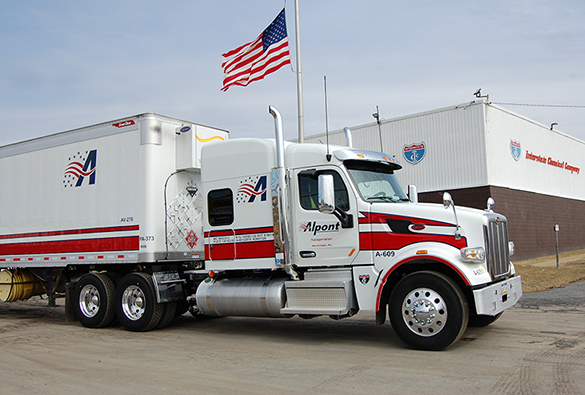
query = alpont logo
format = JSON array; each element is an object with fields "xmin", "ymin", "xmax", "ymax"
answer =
[
  {"xmin": 236, "ymin": 175, "xmax": 267, "ymax": 203},
  {"xmin": 63, "ymin": 150, "xmax": 97, "ymax": 188},
  {"xmin": 403, "ymin": 142, "xmax": 426, "ymax": 165},
  {"xmin": 299, "ymin": 221, "xmax": 340, "ymax": 235},
  {"xmin": 510, "ymin": 140, "xmax": 521, "ymax": 161}
]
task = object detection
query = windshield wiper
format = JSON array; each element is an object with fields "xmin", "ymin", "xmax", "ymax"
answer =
[
  {"xmin": 366, "ymin": 196, "xmax": 410, "ymax": 203},
  {"xmin": 366, "ymin": 196, "xmax": 397, "ymax": 202}
]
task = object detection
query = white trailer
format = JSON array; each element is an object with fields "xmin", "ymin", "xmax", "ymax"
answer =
[
  {"xmin": 0, "ymin": 108, "xmax": 521, "ymax": 350},
  {"xmin": 0, "ymin": 113, "xmax": 227, "ymax": 330}
]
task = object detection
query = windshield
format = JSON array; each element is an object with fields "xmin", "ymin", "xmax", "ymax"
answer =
[{"xmin": 345, "ymin": 160, "xmax": 409, "ymax": 203}]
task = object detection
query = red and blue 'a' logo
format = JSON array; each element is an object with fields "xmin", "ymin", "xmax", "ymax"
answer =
[
  {"xmin": 63, "ymin": 150, "xmax": 97, "ymax": 188},
  {"xmin": 236, "ymin": 175, "xmax": 267, "ymax": 203},
  {"xmin": 403, "ymin": 142, "xmax": 426, "ymax": 165}
]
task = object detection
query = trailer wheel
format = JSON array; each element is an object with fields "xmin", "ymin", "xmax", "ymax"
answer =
[
  {"xmin": 156, "ymin": 301, "xmax": 177, "ymax": 329},
  {"xmin": 115, "ymin": 272, "xmax": 163, "ymax": 332},
  {"xmin": 389, "ymin": 271, "xmax": 469, "ymax": 351},
  {"xmin": 74, "ymin": 273, "xmax": 116, "ymax": 328}
]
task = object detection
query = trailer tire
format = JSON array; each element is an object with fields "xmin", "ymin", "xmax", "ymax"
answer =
[
  {"xmin": 156, "ymin": 301, "xmax": 177, "ymax": 329},
  {"xmin": 389, "ymin": 271, "xmax": 469, "ymax": 351},
  {"xmin": 74, "ymin": 273, "xmax": 116, "ymax": 328},
  {"xmin": 115, "ymin": 272, "xmax": 163, "ymax": 332}
]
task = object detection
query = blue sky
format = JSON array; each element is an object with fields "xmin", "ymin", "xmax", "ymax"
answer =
[{"xmin": 1, "ymin": 1, "xmax": 584, "ymax": 146}]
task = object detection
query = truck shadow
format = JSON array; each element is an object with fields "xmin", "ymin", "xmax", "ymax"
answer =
[{"xmin": 169, "ymin": 313, "xmax": 408, "ymax": 349}]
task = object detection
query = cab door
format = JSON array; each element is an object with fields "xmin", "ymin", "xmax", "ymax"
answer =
[{"xmin": 292, "ymin": 168, "xmax": 359, "ymax": 267}]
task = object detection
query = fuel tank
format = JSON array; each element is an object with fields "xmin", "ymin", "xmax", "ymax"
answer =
[{"xmin": 195, "ymin": 277, "xmax": 291, "ymax": 318}]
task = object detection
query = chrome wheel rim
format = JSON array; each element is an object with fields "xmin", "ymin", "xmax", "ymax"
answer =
[
  {"xmin": 121, "ymin": 285, "xmax": 146, "ymax": 321},
  {"xmin": 402, "ymin": 287, "xmax": 447, "ymax": 337},
  {"xmin": 79, "ymin": 284, "xmax": 100, "ymax": 318}
]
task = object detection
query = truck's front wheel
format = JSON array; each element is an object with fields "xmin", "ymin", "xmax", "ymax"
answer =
[
  {"xmin": 389, "ymin": 271, "xmax": 469, "ymax": 350},
  {"xmin": 74, "ymin": 273, "xmax": 116, "ymax": 328},
  {"xmin": 115, "ymin": 272, "xmax": 163, "ymax": 332}
]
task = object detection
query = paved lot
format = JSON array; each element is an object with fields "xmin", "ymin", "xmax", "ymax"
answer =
[{"xmin": 0, "ymin": 283, "xmax": 584, "ymax": 395}]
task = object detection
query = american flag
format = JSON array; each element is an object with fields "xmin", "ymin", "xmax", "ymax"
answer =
[{"xmin": 221, "ymin": 8, "xmax": 291, "ymax": 91}]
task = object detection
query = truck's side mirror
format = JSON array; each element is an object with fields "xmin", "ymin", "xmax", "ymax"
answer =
[
  {"xmin": 443, "ymin": 192, "xmax": 454, "ymax": 209},
  {"xmin": 318, "ymin": 174, "xmax": 335, "ymax": 214}
]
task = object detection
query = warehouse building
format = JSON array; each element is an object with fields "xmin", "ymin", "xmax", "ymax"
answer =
[{"xmin": 303, "ymin": 100, "xmax": 584, "ymax": 261}]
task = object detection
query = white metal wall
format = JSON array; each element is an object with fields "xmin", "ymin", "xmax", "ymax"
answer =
[
  {"xmin": 484, "ymin": 105, "xmax": 584, "ymax": 201},
  {"xmin": 304, "ymin": 102, "xmax": 489, "ymax": 193},
  {"xmin": 303, "ymin": 101, "xmax": 585, "ymax": 201}
]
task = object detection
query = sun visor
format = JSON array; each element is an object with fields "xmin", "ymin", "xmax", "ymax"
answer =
[{"xmin": 333, "ymin": 148, "xmax": 402, "ymax": 170}]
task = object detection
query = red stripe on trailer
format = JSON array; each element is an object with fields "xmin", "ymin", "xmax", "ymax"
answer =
[
  {"xmin": 0, "ymin": 236, "xmax": 139, "ymax": 256},
  {"xmin": 0, "ymin": 225, "xmax": 140, "ymax": 240}
]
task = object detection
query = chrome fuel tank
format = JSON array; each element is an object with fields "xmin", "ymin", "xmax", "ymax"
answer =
[{"xmin": 195, "ymin": 277, "xmax": 291, "ymax": 318}]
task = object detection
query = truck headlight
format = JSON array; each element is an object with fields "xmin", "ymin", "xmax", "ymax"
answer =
[
  {"xmin": 460, "ymin": 247, "xmax": 485, "ymax": 262},
  {"xmin": 509, "ymin": 241, "xmax": 515, "ymax": 257}
]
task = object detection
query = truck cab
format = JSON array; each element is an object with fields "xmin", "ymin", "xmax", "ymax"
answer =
[{"xmin": 194, "ymin": 107, "xmax": 522, "ymax": 350}]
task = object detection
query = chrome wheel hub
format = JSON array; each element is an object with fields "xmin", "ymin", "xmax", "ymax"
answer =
[
  {"xmin": 79, "ymin": 284, "xmax": 100, "ymax": 318},
  {"xmin": 122, "ymin": 285, "xmax": 146, "ymax": 321},
  {"xmin": 402, "ymin": 287, "xmax": 447, "ymax": 337}
]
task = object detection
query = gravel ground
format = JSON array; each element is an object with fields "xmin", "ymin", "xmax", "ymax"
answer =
[{"xmin": 0, "ymin": 281, "xmax": 583, "ymax": 395}]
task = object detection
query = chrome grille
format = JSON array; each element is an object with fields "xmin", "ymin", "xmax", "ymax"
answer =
[{"xmin": 483, "ymin": 214, "xmax": 510, "ymax": 279}]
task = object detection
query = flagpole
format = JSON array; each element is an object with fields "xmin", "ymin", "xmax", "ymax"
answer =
[{"xmin": 294, "ymin": 0, "xmax": 305, "ymax": 143}]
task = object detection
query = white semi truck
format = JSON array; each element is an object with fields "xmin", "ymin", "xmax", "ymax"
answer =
[{"xmin": 0, "ymin": 107, "xmax": 521, "ymax": 350}]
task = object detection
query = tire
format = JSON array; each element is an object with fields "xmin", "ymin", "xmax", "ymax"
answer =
[
  {"xmin": 156, "ymin": 301, "xmax": 177, "ymax": 329},
  {"xmin": 115, "ymin": 272, "xmax": 163, "ymax": 332},
  {"xmin": 468, "ymin": 312, "xmax": 502, "ymax": 327},
  {"xmin": 73, "ymin": 273, "xmax": 116, "ymax": 328},
  {"xmin": 389, "ymin": 271, "xmax": 469, "ymax": 351}
]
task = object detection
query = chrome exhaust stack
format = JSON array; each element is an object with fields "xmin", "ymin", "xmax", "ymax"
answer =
[
  {"xmin": 268, "ymin": 106, "xmax": 298, "ymax": 280},
  {"xmin": 343, "ymin": 127, "xmax": 353, "ymax": 148}
]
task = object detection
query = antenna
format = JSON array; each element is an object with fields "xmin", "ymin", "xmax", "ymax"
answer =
[{"xmin": 324, "ymin": 76, "xmax": 331, "ymax": 162}]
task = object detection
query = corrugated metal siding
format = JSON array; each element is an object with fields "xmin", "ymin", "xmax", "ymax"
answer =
[{"xmin": 304, "ymin": 102, "xmax": 489, "ymax": 193}]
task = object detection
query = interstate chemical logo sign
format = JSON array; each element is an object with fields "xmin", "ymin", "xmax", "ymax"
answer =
[
  {"xmin": 402, "ymin": 142, "xmax": 426, "ymax": 165},
  {"xmin": 510, "ymin": 140, "xmax": 521, "ymax": 161}
]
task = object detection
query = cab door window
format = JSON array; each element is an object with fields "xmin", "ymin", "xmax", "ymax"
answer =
[{"xmin": 298, "ymin": 171, "xmax": 349, "ymax": 211}]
